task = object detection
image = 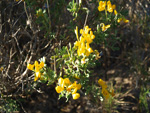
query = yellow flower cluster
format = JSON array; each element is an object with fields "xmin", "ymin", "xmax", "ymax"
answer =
[
  {"xmin": 27, "ymin": 61, "xmax": 44, "ymax": 81},
  {"xmin": 100, "ymin": 23, "xmax": 111, "ymax": 32},
  {"xmin": 98, "ymin": 1, "xmax": 116, "ymax": 13},
  {"xmin": 74, "ymin": 26, "xmax": 95, "ymax": 57},
  {"xmin": 98, "ymin": 1, "xmax": 129, "ymax": 24},
  {"xmin": 117, "ymin": 18, "xmax": 129, "ymax": 23},
  {"xmin": 55, "ymin": 77, "xmax": 81, "ymax": 100},
  {"xmin": 98, "ymin": 79, "xmax": 115, "ymax": 99},
  {"xmin": 94, "ymin": 50, "xmax": 101, "ymax": 60}
]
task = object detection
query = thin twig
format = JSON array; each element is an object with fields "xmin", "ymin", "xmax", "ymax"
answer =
[
  {"xmin": 83, "ymin": 10, "xmax": 89, "ymax": 29},
  {"xmin": 54, "ymin": 56, "xmax": 57, "ymax": 77},
  {"xmin": 46, "ymin": 0, "xmax": 51, "ymax": 31}
]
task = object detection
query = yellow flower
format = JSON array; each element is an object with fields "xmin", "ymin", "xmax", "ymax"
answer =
[
  {"xmin": 73, "ymin": 82, "xmax": 81, "ymax": 90},
  {"xmin": 98, "ymin": 1, "xmax": 116, "ymax": 14},
  {"xmin": 64, "ymin": 78, "xmax": 71, "ymax": 86},
  {"xmin": 76, "ymin": 84, "xmax": 81, "ymax": 90},
  {"xmin": 56, "ymin": 78, "xmax": 81, "ymax": 99},
  {"xmin": 94, "ymin": 50, "xmax": 101, "ymax": 60},
  {"xmin": 57, "ymin": 77, "xmax": 71, "ymax": 92},
  {"xmin": 74, "ymin": 41, "xmax": 81, "ymax": 47},
  {"xmin": 68, "ymin": 81, "xmax": 81, "ymax": 90},
  {"xmin": 117, "ymin": 18, "xmax": 129, "ymax": 23},
  {"xmin": 107, "ymin": 1, "xmax": 113, "ymax": 13},
  {"xmin": 86, "ymin": 43, "xmax": 93, "ymax": 55},
  {"xmin": 114, "ymin": 10, "xmax": 118, "ymax": 15},
  {"xmin": 74, "ymin": 74, "xmax": 80, "ymax": 79},
  {"xmin": 112, "ymin": 4, "xmax": 116, "ymax": 9},
  {"xmin": 40, "ymin": 61, "xmax": 44, "ymax": 68},
  {"xmin": 102, "ymin": 88, "xmax": 110, "ymax": 99},
  {"xmin": 34, "ymin": 71, "xmax": 41, "ymax": 81},
  {"xmin": 77, "ymin": 43, "xmax": 86, "ymax": 56},
  {"xmin": 84, "ymin": 34, "xmax": 93, "ymax": 44},
  {"xmin": 110, "ymin": 88, "xmax": 115, "ymax": 96},
  {"xmin": 124, "ymin": 19, "xmax": 129, "ymax": 23},
  {"xmin": 98, "ymin": 79, "xmax": 115, "ymax": 99},
  {"xmin": 72, "ymin": 87, "xmax": 78, "ymax": 94},
  {"xmin": 67, "ymin": 84, "xmax": 73, "ymax": 91},
  {"xmin": 82, "ymin": 26, "xmax": 91, "ymax": 34},
  {"xmin": 98, "ymin": 79, "xmax": 107, "ymax": 88},
  {"xmin": 0, "ymin": 67, "xmax": 4, "ymax": 72},
  {"xmin": 81, "ymin": 57, "xmax": 86, "ymax": 64},
  {"xmin": 27, "ymin": 64, "xmax": 34, "ymax": 70},
  {"xmin": 68, "ymin": 81, "xmax": 76, "ymax": 89},
  {"xmin": 80, "ymin": 29, "xmax": 84, "ymax": 35},
  {"xmin": 36, "ymin": 9, "xmax": 44, "ymax": 17},
  {"xmin": 98, "ymin": 1, "xmax": 106, "ymax": 12},
  {"xmin": 72, "ymin": 93, "xmax": 80, "ymax": 100},
  {"xmin": 34, "ymin": 61, "xmax": 39, "ymax": 67},
  {"xmin": 80, "ymin": 36, "xmax": 85, "ymax": 43},
  {"xmin": 90, "ymin": 31, "xmax": 95, "ymax": 40},
  {"xmin": 117, "ymin": 18, "xmax": 122, "ymax": 23},
  {"xmin": 66, "ymin": 87, "xmax": 72, "ymax": 92},
  {"xmin": 28, "ymin": 60, "xmax": 45, "ymax": 72},
  {"xmin": 75, "ymin": 26, "xmax": 79, "ymax": 41},
  {"xmin": 58, "ymin": 77, "xmax": 64, "ymax": 86},
  {"xmin": 27, "ymin": 60, "xmax": 45, "ymax": 81},
  {"xmin": 74, "ymin": 26, "xmax": 95, "ymax": 57},
  {"xmin": 55, "ymin": 86, "xmax": 64, "ymax": 93},
  {"xmin": 100, "ymin": 23, "xmax": 110, "ymax": 32},
  {"xmin": 35, "ymin": 66, "xmax": 40, "ymax": 72}
]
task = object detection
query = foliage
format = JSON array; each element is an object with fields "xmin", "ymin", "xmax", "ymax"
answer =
[
  {"xmin": 139, "ymin": 86, "xmax": 150, "ymax": 113},
  {"xmin": 0, "ymin": 95, "xmax": 20, "ymax": 112}
]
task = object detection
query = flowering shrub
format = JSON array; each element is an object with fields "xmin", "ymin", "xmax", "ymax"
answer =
[
  {"xmin": 26, "ymin": 0, "xmax": 129, "ymax": 102},
  {"xmin": 2, "ymin": 0, "xmax": 150, "ymax": 112},
  {"xmin": 27, "ymin": 24, "xmax": 113, "ymax": 101}
]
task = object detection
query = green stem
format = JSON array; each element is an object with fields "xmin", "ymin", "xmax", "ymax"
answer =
[{"xmin": 105, "ymin": 9, "xmax": 107, "ymax": 20}]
